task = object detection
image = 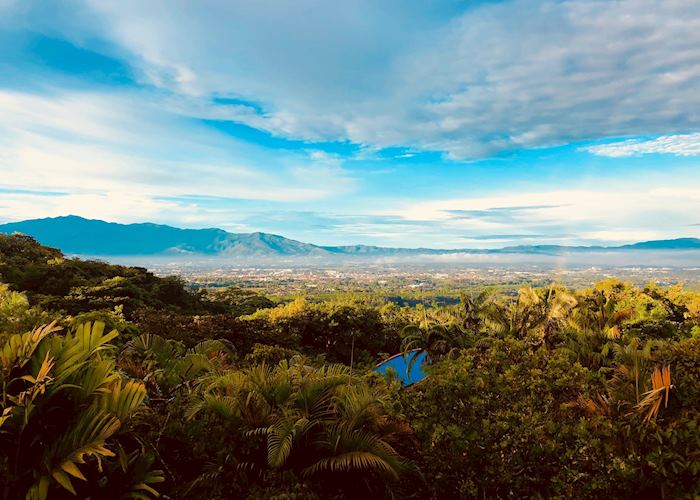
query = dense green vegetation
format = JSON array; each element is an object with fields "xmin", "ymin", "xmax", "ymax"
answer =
[{"xmin": 0, "ymin": 234, "xmax": 698, "ymax": 499}]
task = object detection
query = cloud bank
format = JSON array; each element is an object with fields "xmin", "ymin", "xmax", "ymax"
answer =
[
  {"xmin": 15, "ymin": 0, "xmax": 693, "ymax": 159},
  {"xmin": 1, "ymin": 0, "xmax": 700, "ymax": 247},
  {"xmin": 1, "ymin": 0, "xmax": 699, "ymax": 159}
]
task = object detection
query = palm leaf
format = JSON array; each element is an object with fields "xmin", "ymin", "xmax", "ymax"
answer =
[
  {"xmin": 101, "ymin": 380, "xmax": 147, "ymax": 420},
  {"xmin": 0, "ymin": 321, "xmax": 60, "ymax": 376},
  {"xmin": 265, "ymin": 414, "xmax": 312, "ymax": 467},
  {"xmin": 304, "ymin": 451, "xmax": 399, "ymax": 479},
  {"xmin": 41, "ymin": 407, "xmax": 121, "ymax": 495},
  {"xmin": 635, "ymin": 365, "xmax": 673, "ymax": 422}
]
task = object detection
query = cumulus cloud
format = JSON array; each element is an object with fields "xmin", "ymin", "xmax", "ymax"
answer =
[
  {"xmin": 583, "ymin": 133, "xmax": 700, "ymax": 157},
  {"xmin": 7, "ymin": 0, "xmax": 698, "ymax": 159}
]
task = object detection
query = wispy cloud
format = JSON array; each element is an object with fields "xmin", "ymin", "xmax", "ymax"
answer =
[
  {"xmin": 446, "ymin": 205, "xmax": 565, "ymax": 223},
  {"xmin": 583, "ymin": 133, "xmax": 700, "ymax": 157},
  {"xmin": 389, "ymin": 185, "xmax": 700, "ymax": 247},
  {"xmin": 0, "ymin": 192, "xmax": 189, "ymax": 224},
  {"xmin": 4, "ymin": 0, "xmax": 700, "ymax": 159},
  {"xmin": 463, "ymin": 234, "xmax": 555, "ymax": 241},
  {"xmin": 0, "ymin": 89, "xmax": 357, "ymax": 219}
]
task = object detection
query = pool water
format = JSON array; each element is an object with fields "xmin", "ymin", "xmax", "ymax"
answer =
[{"xmin": 374, "ymin": 349, "xmax": 428, "ymax": 386}]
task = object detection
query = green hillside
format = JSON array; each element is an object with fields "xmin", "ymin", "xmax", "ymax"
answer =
[{"xmin": 0, "ymin": 234, "xmax": 698, "ymax": 499}]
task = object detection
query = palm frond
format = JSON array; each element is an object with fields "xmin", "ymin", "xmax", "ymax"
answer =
[
  {"xmin": 266, "ymin": 414, "xmax": 312, "ymax": 467},
  {"xmin": 101, "ymin": 379, "xmax": 147, "ymax": 420},
  {"xmin": 0, "ymin": 321, "xmax": 60, "ymax": 376},
  {"xmin": 635, "ymin": 365, "xmax": 673, "ymax": 423},
  {"xmin": 41, "ymin": 406, "xmax": 121, "ymax": 495}
]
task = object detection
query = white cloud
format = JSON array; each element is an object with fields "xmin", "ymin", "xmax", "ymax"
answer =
[
  {"xmin": 0, "ymin": 192, "xmax": 188, "ymax": 224},
  {"xmin": 0, "ymin": 89, "xmax": 357, "ymax": 217},
  {"xmin": 13, "ymin": 0, "xmax": 698, "ymax": 159},
  {"xmin": 384, "ymin": 184, "xmax": 700, "ymax": 247},
  {"xmin": 583, "ymin": 133, "xmax": 700, "ymax": 157},
  {"xmin": 581, "ymin": 230, "xmax": 660, "ymax": 242}
]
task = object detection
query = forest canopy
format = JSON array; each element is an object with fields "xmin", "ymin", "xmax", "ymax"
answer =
[{"xmin": 0, "ymin": 233, "xmax": 698, "ymax": 499}]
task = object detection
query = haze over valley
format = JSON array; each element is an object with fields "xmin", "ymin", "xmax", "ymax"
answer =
[{"xmin": 3, "ymin": 215, "xmax": 700, "ymax": 269}]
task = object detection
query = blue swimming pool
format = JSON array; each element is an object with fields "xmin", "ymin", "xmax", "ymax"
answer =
[{"xmin": 374, "ymin": 349, "xmax": 428, "ymax": 386}]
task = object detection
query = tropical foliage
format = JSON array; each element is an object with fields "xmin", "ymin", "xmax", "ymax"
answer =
[
  {"xmin": 0, "ymin": 321, "xmax": 163, "ymax": 499},
  {"xmin": 0, "ymin": 234, "xmax": 698, "ymax": 498}
]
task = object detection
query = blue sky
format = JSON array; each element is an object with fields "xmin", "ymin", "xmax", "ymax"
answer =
[{"xmin": 1, "ymin": 0, "xmax": 700, "ymax": 248}]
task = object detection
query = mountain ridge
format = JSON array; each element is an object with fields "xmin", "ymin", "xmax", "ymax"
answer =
[{"xmin": 1, "ymin": 215, "xmax": 699, "ymax": 258}]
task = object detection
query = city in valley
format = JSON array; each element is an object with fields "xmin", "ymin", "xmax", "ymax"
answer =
[{"xmin": 146, "ymin": 261, "xmax": 700, "ymax": 299}]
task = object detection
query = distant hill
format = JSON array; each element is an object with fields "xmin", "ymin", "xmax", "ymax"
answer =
[
  {"xmin": 1, "ymin": 215, "xmax": 699, "ymax": 258},
  {"xmin": 619, "ymin": 238, "xmax": 700, "ymax": 250},
  {"xmin": 0, "ymin": 216, "xmax": 325, "ymax": 257}
]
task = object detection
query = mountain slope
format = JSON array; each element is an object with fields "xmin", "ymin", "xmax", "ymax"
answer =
[
  {"xmin": 0, "ymin": 216, "xmax": 327, "ymax": 256},
  {"xmin": 1, "ymin": 215, "xmax": 699, "ymax": 257},
  {"xmin": 620, "ymin": 238, "xmax": 700, "ymax": 250}
]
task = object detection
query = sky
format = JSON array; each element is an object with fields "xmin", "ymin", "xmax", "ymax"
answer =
[{"xmin": 1, "ymin": 0, "xmax": 700, "ymax": 249}]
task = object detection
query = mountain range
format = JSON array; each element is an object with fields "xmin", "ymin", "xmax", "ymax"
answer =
[{"xmin": 1, "ymin": 215, "xmax": 700, "ymax": 258}]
